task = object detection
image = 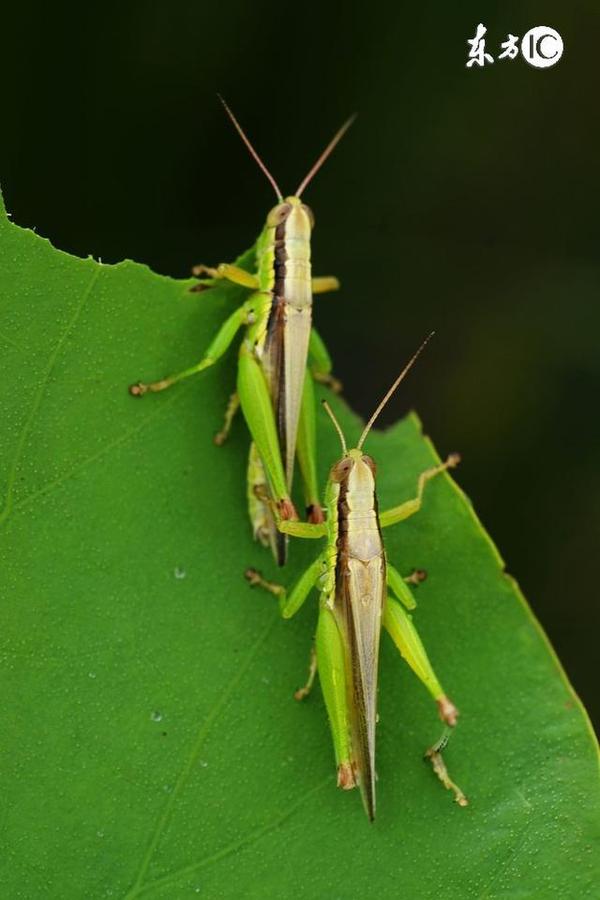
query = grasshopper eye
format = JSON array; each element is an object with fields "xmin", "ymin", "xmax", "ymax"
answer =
[
  {"xmin": 267, "ymin": 203, "xmax": 292, "ymax": 227},
  {"xmin": 301, "ymin": 204, "xmax": 315, "ymax": 228},
  {"xmin": 361, "ymin": 454, "xmax": 377, "ymax": 476},
  {"xmin": 330, "ymin": 457, "xmax": 354, "ymax": 483}
]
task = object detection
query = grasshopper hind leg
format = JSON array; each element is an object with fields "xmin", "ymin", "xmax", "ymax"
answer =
[
  {"xmin": 247, "ymin": 443, "xmax": 287, "ymax": 566},
  {"xmin": 383, "ymin": 595, "xmax": 467, "ymax": 805},
  {"xmin": 425, "ymin": 728, "xmax": 469, "ymax": 807}
]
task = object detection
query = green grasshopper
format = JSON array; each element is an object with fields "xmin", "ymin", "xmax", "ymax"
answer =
[
  {"xmin": 130, "ymin": 99, "xmax": 352, "ymax": 564},
  {"xmin": 246, "ymin": 337, "xmax": 467, "ymax": 819}
]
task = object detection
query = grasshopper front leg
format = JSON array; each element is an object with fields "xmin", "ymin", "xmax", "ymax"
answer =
[
  {"xmin": 379, "ymin": 453, "xmax": 461, "ymax": 528},
  {"xmin": 311, "ymin": 276, "xmax": 340, "ymax": 295},
  {"xmin": 244, "ymin": 565, "xmax": 321, "ymax": 700},
  {"xmin": 191, "ymin": 262, "xmax": 260, "ymax": 290},
  {"xmin": 244, "ymin": 558, "xmax": 322, "ymax": 712},
  {"xmin": 245, "ymin": 553, "xmax": 325, "ymax": 619},
  {"xmin": 245, "ymin": 553, "xmax": 330, "ymax": 715}
]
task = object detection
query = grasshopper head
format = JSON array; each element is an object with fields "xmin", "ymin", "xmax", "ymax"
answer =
[
  {"xmin": 330, "ymin": 448, "xmax": 377, "ymax": 485},
  {"xmin": 329, "ymin": 449, "xmax": 377, "ymax": 512},
  {"xmin": 266, "ymin": 196, "xmax": 315, "ymax": 231},
  {"xmin": 322, "ymin": 407, "xmax": 377, "ymax": 488}
]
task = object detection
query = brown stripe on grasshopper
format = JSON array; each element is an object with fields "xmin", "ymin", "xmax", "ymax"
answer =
[{"xmin": 264, "ymin": 212, "xmax": 291, "ymax": 468}]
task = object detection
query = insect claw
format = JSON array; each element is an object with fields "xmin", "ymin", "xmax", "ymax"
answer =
[
  {"xmin": 447, "ymin": 452, "xmax": 461, "ymax": 467},
  {"xmin": 191, "ymin": 264, "xmax": 219, "ymax": 277},
  {"xmin": 129, "ymin": 382, "xmax": 147, "ymax": 397},
  {"xmin": 437, "ymin": 696, "xmax": 459, "ymax": 727},
  {"xmin": 405, "ymin": 567, "xmax": 428, "ymax": 585},
  {"xmin": 244, "ymin": 567, "xmax": 263, "ymax": 586}
]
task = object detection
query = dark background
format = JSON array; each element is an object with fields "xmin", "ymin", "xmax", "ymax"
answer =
[{"xmin": 3, "ymin": 2, "xmax": 598, "ymax": 727}]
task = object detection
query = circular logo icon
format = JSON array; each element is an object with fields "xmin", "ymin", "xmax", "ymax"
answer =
[{"xmin": 521, "ymin": 26, "xmax": 564, "ymax": 68}]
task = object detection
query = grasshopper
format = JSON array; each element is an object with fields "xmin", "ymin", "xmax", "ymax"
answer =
[
  {"xmin": 246, "ymin": 336, "xmax": 467, "ymax": 819},
  {"xmin": 130, "ymin": 99, "xmax": 352, "ymax": 564}
]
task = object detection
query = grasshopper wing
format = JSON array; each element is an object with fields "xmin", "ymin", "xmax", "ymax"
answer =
[
  {"xmin": 336, "ymin": 553, "xmax": 385, "ymax": 821},
  {"xmin": 261, "ymin": 296, "xmax": 312, "ymax": 564}
]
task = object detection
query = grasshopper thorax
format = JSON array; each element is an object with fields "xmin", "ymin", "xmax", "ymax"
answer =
[{"xmin": 330, "ymin": 450, "xmax": 379, "ymax": 521}]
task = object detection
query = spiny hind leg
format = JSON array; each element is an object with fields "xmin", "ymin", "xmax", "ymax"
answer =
[
  {"xmin": 383, "ymin": 596, "xmax": 458, "ymax": 726},
  {"xmin": 238, "ymin": 345, "xmax": 297, "ymax": 536},
  {"xmin": 379, "ymin": 453, "xmax": 461, "ymax": 528},
  {"xmin": 425, "ymin": 728, "xmax": 469, "ymax": 807},
  {"xmin": 383, "ymin": 596, "xmax": 467, "ymax": 805},
  {"xmin": 316, "ymin": 603, "xmax": 355, "ymax": 791}
]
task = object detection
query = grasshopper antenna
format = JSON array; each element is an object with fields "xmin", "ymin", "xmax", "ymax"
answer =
[
  {"xmin": 218, "ymin": 95, "xmax": 283, "ymax": 201},
  {"xmin": 295, "ymin": 114, "xmax": 357, "ymax": 198},
  {"xmin": 357, "ymin": 332, "xmax": 435, "ymax": 450},
  {"xmin": 322, "ymin": 400, "xmax": 348, "ymax": 456}
]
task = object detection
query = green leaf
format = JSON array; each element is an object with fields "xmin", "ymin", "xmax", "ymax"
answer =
[{"xmin": 2, "ymin": 194, "xmax": 598, "ymax": 900}]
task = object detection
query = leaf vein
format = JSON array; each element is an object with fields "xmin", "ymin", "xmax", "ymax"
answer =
[
  {"xmin": 5, "ymin": 379, "xmax": 194, "ymax": 521},
  {"xmin": 0, "ymin": 267, "xmax": 100, "ymax": 525},
  {"xmin": 132, "ymin": 776, "xmax": 330, "ymax": 897},
  {"xmin": 124, "ymin": 613, "xmax": 279, "ymax": 899}
]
